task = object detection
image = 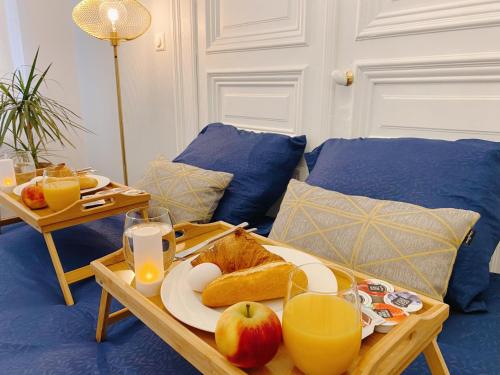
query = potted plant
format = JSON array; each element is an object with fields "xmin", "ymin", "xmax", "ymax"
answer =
[{"xmin": 0, "ymin": 48, "xmax": 89, "ymax": 170}]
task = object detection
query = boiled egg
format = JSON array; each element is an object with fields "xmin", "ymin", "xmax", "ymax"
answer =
[{"xmin": 188, "ymin": 263, "xmax": 222, "ymax": 292}]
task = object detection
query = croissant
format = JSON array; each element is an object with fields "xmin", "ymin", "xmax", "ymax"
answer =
[{"xmin": 191, "ymin": 228, "xmax": 284, "ymax": 273}]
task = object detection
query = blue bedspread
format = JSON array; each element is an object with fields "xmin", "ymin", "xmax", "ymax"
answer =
[{"xmin": 0, "ymin": 218, "xmax": 498, "ymax": 374}]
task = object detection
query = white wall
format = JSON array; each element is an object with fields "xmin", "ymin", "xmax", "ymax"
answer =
[
  {"xmin": 2, "ymin": 0, "xmax": 88, "ymax": 168},
  {"xmin": 0, "ymin": 0, "xmax": 15, "ymax": 157},
  {"xmin": 73, "ymin": 0, "xmax": 178, "ymax": 184},
  {"xmin": 0, "ymin": 0, "xmax": 12, "ymax": 76},
  {"xmin": 0, "ymin": 0, "xmax": 178, "ymax": 184}
]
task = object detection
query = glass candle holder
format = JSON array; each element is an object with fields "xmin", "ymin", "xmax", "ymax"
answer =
[
  {"xmin": 282, "ymin": 263, "xmax": 362, "ymax": 375},
  {"xmin": 123, "ymin": 206, "xmax": 175, "ymax": 272},
  {"xmin": 0, "ymin": 158, "xmax": 16, "ymax": 193},
  {"xmin": 132, "ymin": 225, "xmax": 164, "ymax": 297}
]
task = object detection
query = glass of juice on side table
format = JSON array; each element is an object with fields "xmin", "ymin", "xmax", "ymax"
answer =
[
  {"xmin": 283, "ymin": 263, "xmax": 362, "ymax": 375},
  {"xmin": 11, "ymin": 150, "xmax": 36, "ymax": 184},
  {"xmin": 42, "ymin": 167, "xmax": 80, "ymax": 211}
]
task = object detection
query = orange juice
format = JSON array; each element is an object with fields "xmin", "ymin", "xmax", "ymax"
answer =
[
  {"xmin": 43, "ymin": 178, "xmax": 80, "ymax": 211},
  {"xmin": 15, "ymin": 171, "xmax": 36, "ymax": 185},
  {"xmin": 283, "ymin": 293, "xmax": 361, "ymax": 375}
]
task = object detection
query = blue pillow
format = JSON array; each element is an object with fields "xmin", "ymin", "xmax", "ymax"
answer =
[
  {"xmin": 175, "ymin": 123, "xmax": 306, "ymax": 226},
  {"xmin": 305, "ymin": 138, "xmax": 500, "ymax": 312}
]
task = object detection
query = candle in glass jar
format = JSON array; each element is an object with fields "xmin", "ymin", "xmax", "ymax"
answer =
[
  {"xmin": 132, "ymin": 225, "xmax": 164, "ymax": 297},
  {"xmin": 137, "ymin": 262, "xmax": 161, "ymax": 282},
  {"xmin": 0, "ymin": 159, "xmax": 16, "ymax": 193}
]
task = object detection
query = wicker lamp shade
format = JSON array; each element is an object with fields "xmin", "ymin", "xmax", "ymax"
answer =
[{"xmin": 72, "ymin": 0, "xmax": 151, "ymax": 43}]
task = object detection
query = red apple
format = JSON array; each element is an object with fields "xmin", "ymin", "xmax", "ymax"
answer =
[
  {"xmin": 215, "ymin": 301, "xmax": 282, "ymax": 369},
  {"xmin": 21, "ymin": 182, "xmax": 47, "ymax": 209}
]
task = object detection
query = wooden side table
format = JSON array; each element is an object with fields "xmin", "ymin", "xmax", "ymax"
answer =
[
  {"xmin": 0, "ymin": 182, "xmax": 150, "ymax": 306},
  {"xmin": 92, "ymin": 221, "xmax": 450, "ymax": 375}
]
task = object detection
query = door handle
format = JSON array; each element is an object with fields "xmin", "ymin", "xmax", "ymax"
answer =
[{"xmin": 332, "ymin": 70, "xmax": 354, "ymax": 86}]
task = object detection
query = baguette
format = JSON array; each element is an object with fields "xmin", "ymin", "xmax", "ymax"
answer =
[{"xmin": 201, "ymin": 261, "xmax": 306, "ymax": 307}]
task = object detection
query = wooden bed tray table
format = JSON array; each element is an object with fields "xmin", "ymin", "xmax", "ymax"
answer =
[{"xmin": 92, "ymin": 221, "xmax": 450, "ymax": 375}]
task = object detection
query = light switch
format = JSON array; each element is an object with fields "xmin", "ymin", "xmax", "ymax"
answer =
[{"xmin": 154, "ymin": 32, "xmax": 166, "ymax": 51}]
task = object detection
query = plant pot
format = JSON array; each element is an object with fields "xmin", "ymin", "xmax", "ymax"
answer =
[{"xmin": 36, "ymin": 162, "xmax": 53, "ymax": 176}]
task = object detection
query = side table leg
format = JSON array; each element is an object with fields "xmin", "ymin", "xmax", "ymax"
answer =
[
  {"xmin": 96, "ymin": 288, "xmax": 112, "ymax": 343},
  {"xmin": 43, "ymin": 232, "xmax": 74, "ymax": 306},
  {"xmin": 423, "ymin": 338, "xmax": 450, "ymax": 375}
]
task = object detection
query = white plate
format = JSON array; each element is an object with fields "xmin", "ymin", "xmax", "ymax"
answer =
[
  {"xmin": 78, "ymin": 175, "xmax": 111, "ymax": 194},
  {"xmin": 13, "ymin": 174, "xmax": 111, "ymax": 196},
  {"xmin": 160, "ymin": 245, "xmax": 327, "ymax": 333}
]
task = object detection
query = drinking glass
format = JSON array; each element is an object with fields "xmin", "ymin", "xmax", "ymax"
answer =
[
  {"xmin": 123, "ymin": 207, "xmax": 176, "ymax": 271},
  {"xmin": 11, "ymin": 151, "xmax": 36, "ymax": 185},
  {"xmin": 282, "ymin": 263, "xmax": 362, "ymax": 375},
  {"xmin": 42, "ymin": 166, "xmax": 80, "ymax": 211}
]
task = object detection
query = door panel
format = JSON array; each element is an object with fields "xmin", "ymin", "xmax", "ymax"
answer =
[
  {"xmin": 197, "ymin": 0, "xmax": 332, "ymax": 146},
  {"xmin": 207, "ymin": 67, "xmax": 305, "ymax": 135},
  {"xmin": 356, "ymin": 0, "xmax": 500, "ymax": 40},
  {"xmin": 351, "ymin": 54, "xmax": 500, "ymax": 140},
  {"xmin": 206, "ymin": 0, "xmax": 307, "ymax": 52}
]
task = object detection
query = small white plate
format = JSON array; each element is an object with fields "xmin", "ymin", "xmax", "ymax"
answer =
[
  {"xmin": 13, "ymin": 174, "xmax": 111, "ymax": 196},
  {"xmin": 160, "ymin": 245, "xmax": 326, "ymax": 333},
  {"xmin": 79, "ymin": 175, "xmax": 111, "ymax": 194}
]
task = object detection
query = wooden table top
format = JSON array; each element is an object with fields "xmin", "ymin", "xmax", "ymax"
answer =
[{"xmin": 92, "ymin": 221, "xmax": 449, "ymax": 375}]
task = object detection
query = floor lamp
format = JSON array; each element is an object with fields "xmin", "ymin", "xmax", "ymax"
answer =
[{"xmin": 72, "ymin": 0, "xmax": 151, "ymax": 185}]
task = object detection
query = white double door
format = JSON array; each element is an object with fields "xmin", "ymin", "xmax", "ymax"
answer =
[{"xmin": 195, "ymin": 0, "xmax": 500, "ymax": 147}]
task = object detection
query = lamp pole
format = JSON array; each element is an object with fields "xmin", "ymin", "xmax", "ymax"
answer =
[{"xmin": 111, "ymin": 35, "xmax": 128, "ymax": 185}]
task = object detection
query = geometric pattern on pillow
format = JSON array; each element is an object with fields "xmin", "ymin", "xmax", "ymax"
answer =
[
  {"xmin": 135, "ymin": 157, "xmax": 233, "ymax": 224},
  {"xmin": 270, "ymin": 180, "xmax": 480, "ymax": 300}
]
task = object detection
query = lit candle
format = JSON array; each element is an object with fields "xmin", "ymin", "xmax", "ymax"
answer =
[
  {"xmin": 137, "ymin": 262, "xmax": 161, "ymax": 282},
  {"xmin": 0, "ymin": 159, "xmax": 16, "ymax": 193},
  {"xmin": 132, "ymin": 225, "xmax": 164, "ymax": 297}
]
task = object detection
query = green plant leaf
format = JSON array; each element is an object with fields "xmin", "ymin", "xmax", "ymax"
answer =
[
  {"xmin": 0, "ymin": 48, "xmax": 90, "ymax": 166},
  {"xmin": 22, "ymin": 48, "xmax": 40, "ymax": 100}
]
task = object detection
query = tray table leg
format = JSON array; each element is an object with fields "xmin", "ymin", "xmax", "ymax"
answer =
[
  {"xmin": 96, "ymin": 288, "xmax": 112, "ymax": 342},
  {"xmin": 43, "ymin": 232, "xmax": 74, "ymax": 306},
  {"xmin": 423, "ymin": 338, "xmax": 450, "ymax": 375}
]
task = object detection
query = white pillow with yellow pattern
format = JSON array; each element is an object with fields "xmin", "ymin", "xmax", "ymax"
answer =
[
  {"xmin": 135, "ymin": 157, "xmax": 233, "ymax": 224},
  {"xmin": 269, "ymin": 179, "xmax": 480, "ymax": 300}
]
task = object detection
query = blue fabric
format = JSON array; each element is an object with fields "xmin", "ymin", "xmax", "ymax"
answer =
[
  {"xmin": 305, "ymin": 138, "xmax": 500, "ymax": 312},
  {"xmin": 174, "ymin": 123, "xmax": 306, "ymax": 226},
  {"xmin": 404, "ymin": 273, "xmax": 500, "ymax": 375},
  {"xmin": 0, "ymin": 219, "xmax": 197, "ymax": 375},
  {"xmin": 251, "ymin": 215, "xmax": 275, "ymax": 237},
  {"xmin": 0, "ymin": 221, "xmax": 499, "ymax": 374}
]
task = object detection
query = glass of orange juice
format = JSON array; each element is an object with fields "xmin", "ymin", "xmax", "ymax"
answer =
[
  {"xmin": 282, "ymin": 263, "xmax": 362, "ymax": 375},
  {"xmin": 42, "ymin": 167, "xmax": 80, "ymax": 211}
]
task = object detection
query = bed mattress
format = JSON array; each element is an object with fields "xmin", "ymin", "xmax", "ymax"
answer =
[{"xmin": 0, "ymin": 218, "xmax": 498, "ymax": 374}]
